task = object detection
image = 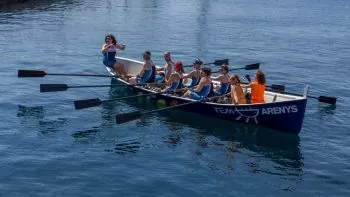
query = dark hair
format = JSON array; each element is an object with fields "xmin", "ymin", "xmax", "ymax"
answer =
[
  {"xmin": 105, "ymin": 34, "xmax": 117, "ymax": 45},
  {"xmin": 144, "ymin": 50, "xmax": 151, "ymax": 56},
  {"xmin": 256, "ymin": 70, "xmax": 265, "ymax": 85},
  {"xmin": 201, "ymin": 67, "xmax": 211, "ymax": 77},
  {"xmin": 220, "ymin": 64, "xmax": 229, "ymax": 73},
  {"xmin": 230, "ymin": 74, "xmax": 240, "ymax": 83}
]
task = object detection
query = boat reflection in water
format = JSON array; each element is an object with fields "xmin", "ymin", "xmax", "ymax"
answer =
[{"xmin": 106, "ymin": 83, "xmax": 304, "ymax": 177}]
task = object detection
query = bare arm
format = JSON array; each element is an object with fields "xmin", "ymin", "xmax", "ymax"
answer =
[
  {"xmin": 115, "ymin": 43, "xmax": 126, "ymax": 50},
  {"xmin": 138, "ymin": 63, "xmax": 146, "ymax": 77},
  {"xmin": 193, "ymin": 79, "xmax": 205, "ymax": 92},
  {"xmin": 164, "ymin": 74, "xmax": 175, "ymax": 85},
  {"xmin": 241, "ymin": 83, "xmax": 251, "ymax": 89},
  {"xmin": 210, "ymin": 75, "xmax": 222, "ymax": 81},
  {"xmin": 182, "ymin": 71, "xmax": 194, "ymax": 79},
  {"xmin": 101, "ymin": 43, "xmax": 113, "ymax": 53}
]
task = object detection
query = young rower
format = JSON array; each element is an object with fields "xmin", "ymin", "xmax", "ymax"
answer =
[
  {"xmin": 228, "ymin": 74, "xmax": 246, "ymax": 104},
  {"xmin": 182, "ymin": 67, "xmax": 212, "ymax": 100},
  {"xmin": 128, "ymin": 51, "xmax": 156, "ymax": 84},
  {"xmin": 241, "ymin": 70, "xmax": 266, "ymax": 104},
  {"xmin": 211, "ymin": 64, "xmax": 231, "ymax": 96},
  {"xmin": 101, "ymin": 34, "xmax": 128, "ymax": 80},
  {"xmin": 155, "ymin": 51, "xmax": 174, "ymax": 83},
  {"xmin": 182, "ymin": 58, "xmax": 203, "ymax": 88},
  {"xmin": 162, "ymin": 61, "xmax": 184, "ymax": 92}
]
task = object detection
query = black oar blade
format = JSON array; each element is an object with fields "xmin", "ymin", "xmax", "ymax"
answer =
[
  {"xmin": 245, "ymin": 63, "xmax": 260, "ymax": 70},
  {"xmin": 40, "ymin": 84, "xmax": 68, "ymax": 92},
  {"xmin": 116, "ymin": 111, "xmax": 142, "ymax": 124},
  {"xmin": 18, "ymin": 70, "xmax": 46, "ymax": 77},
  {"xmin": 214, "ymin": 59, "xmax": 229, "ymax": 66},
  {"xmin": 74, "ymin": 98, "xmax": 102, "ymax": 110},
  {"xmin": 318, "ymin": 96, "xmax": 337, "ymax": 105},
  {"xmin": 270, "ymin": 84, "xmax": 285, "ymax": 92}
]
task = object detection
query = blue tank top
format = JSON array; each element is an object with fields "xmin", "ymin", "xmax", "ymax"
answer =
[
  {"xmin": 168, "ymin": 76, "xmax": 183, "ymax": 90},
  {"xmin": 217, "ymin": 82, "xmax": 230, "ymax": 95},
  {"xmin": 137, "ymin": 61, "xmax": 156, "ymax": 84},
  {"xmin": 103, "ymin": 47, "xmax": 117, "ymax": 62},
  {"xmin": 197, "ymin": 84, "xmax": 211, "ymax": 98},
  {"xmin": 188, "ymin": 76, "xmax": 200, "ymax": 88}
]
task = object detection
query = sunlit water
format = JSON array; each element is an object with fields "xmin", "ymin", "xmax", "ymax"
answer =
[{"xmin": 1, "ymin": 0, "xmax": 350, "ymax": 196}]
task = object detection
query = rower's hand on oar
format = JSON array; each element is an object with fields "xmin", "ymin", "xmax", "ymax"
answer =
[{"xmin": 245, "ymin": 74, "xmax": 251, "ymax": 83}]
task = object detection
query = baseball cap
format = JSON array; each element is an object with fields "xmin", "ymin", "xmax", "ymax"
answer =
[{"xmin": 193, "ymin": 58, "xmax": 203, "ymax": 66}]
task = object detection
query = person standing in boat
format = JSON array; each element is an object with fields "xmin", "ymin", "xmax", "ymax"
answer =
[
  {"xmin": 128, "ymin": 50, "xmax": 156, "ymax": 84},
  {"xmin": 241, "ymin": 70, "xmax": 266, "ymax": 104},
  {"xmin": 101, "ymin": 34, "xmax": 128, "ymax": 80},
  {"xmin": 182, "ymin": 58, "xmax": 203, "ymax": 88},
  {"xmin": 162, "ymin": 61, "xmax": 184, "ymax": 93},
  {"xmin": 155, "ymin": 51, "xmax": 174, "ymax": 83},
  {"xmin": 182, "ymin": 67, "xmax": 212, "ymax": 100},
  {"xmin": 210, "ymin": 64, "xmax": 231, "ymax": 96},
  {"xmin": 228, "ymin": 74, "xmax": 246, "ymax": 104}
]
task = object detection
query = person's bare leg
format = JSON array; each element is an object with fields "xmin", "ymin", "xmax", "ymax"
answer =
[
  {"xmin": 182, "ymin": 90, "xmax": 190, "ymax": 98},
  {"xmin": 128, "ymin": 77, "xmax": 137, "ymax": 84},
  {"xmin": 114, "ymin": 63, "xmax": 128, "ymax": 81}
]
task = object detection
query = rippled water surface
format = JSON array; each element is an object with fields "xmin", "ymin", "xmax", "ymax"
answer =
[{"xmin": 1, "ymin": 0, "xmax": 350, "ymax": 196}]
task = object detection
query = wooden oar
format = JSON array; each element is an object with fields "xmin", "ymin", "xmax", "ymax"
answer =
[
  {"xmin": 18, "ymin": 69, "xmax": 116, "ymax": 78},
  {"xmin": 74, "ymin": 88, "xmax": 187, "ymax": 110},
  {"xmin": 40, "ymin": 83, "xmax": 157, "ymax": 92},
  {"xmin": 212, "ymin": 63, "xmax": 260, "ymax": 74},
  {"xmin": 244, "ymin": 75, "xmax": 337, "ymax": 104},
  {"xmin": 183, "ymin": 59, "xmax": 229, "ymax": 67},
  {"xmin": 115, "ymin": 95, "xmax": 224, "ymax": 124}
]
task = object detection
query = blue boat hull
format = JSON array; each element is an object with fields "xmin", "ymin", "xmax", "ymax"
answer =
[{"xmin": 120, "ymin": 83, "xmax": 307, "ymax": 135}]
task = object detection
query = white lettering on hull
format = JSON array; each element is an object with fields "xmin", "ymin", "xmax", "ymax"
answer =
[
  {"xmin": 261, "ymin": 105, "xmax": 298, "ymax": 115},
  {"xmin": 213, "ymin": 105, "xmax": 299, "ymax": 124}
]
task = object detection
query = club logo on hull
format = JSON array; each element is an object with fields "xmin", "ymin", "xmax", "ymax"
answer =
[{"xmin": 213, "ymin": 105, "xmax": 299, "ymax": 124}]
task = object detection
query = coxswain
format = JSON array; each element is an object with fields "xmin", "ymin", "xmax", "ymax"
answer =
[{"xmin": 101, "ymin": 34, "xmax": 128, "ymax": 80}]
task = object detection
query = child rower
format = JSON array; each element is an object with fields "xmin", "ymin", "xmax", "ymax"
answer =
[
  {"xmin": 241, "ymin": 70, "xmax": 266, "ymax": 104},
  {"xmin": 228, "ymin": 74, "xmax": 246, "ymax": 104}
]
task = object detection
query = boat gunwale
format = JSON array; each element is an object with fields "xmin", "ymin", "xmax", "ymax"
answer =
[{"xmin": 111, "ymin": 56, "xmax": 308, "ymax": 107}]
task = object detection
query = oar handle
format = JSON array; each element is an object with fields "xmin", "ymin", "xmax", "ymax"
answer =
[
  {"xmin": 104, "ymin": 92, "xmax": 161, "ymax": 102},
  {"xmin": 48, "ymin": 73, "xmax": 115, "ymax": 77},
  {"xmin": 141, "ymin": 94, "xmax": 226, "ymax": 115}
]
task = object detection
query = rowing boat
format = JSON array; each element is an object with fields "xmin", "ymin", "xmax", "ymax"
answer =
[{"xmin": 107, "ymin": 57, "xmax": 308, "ymax": 134}]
